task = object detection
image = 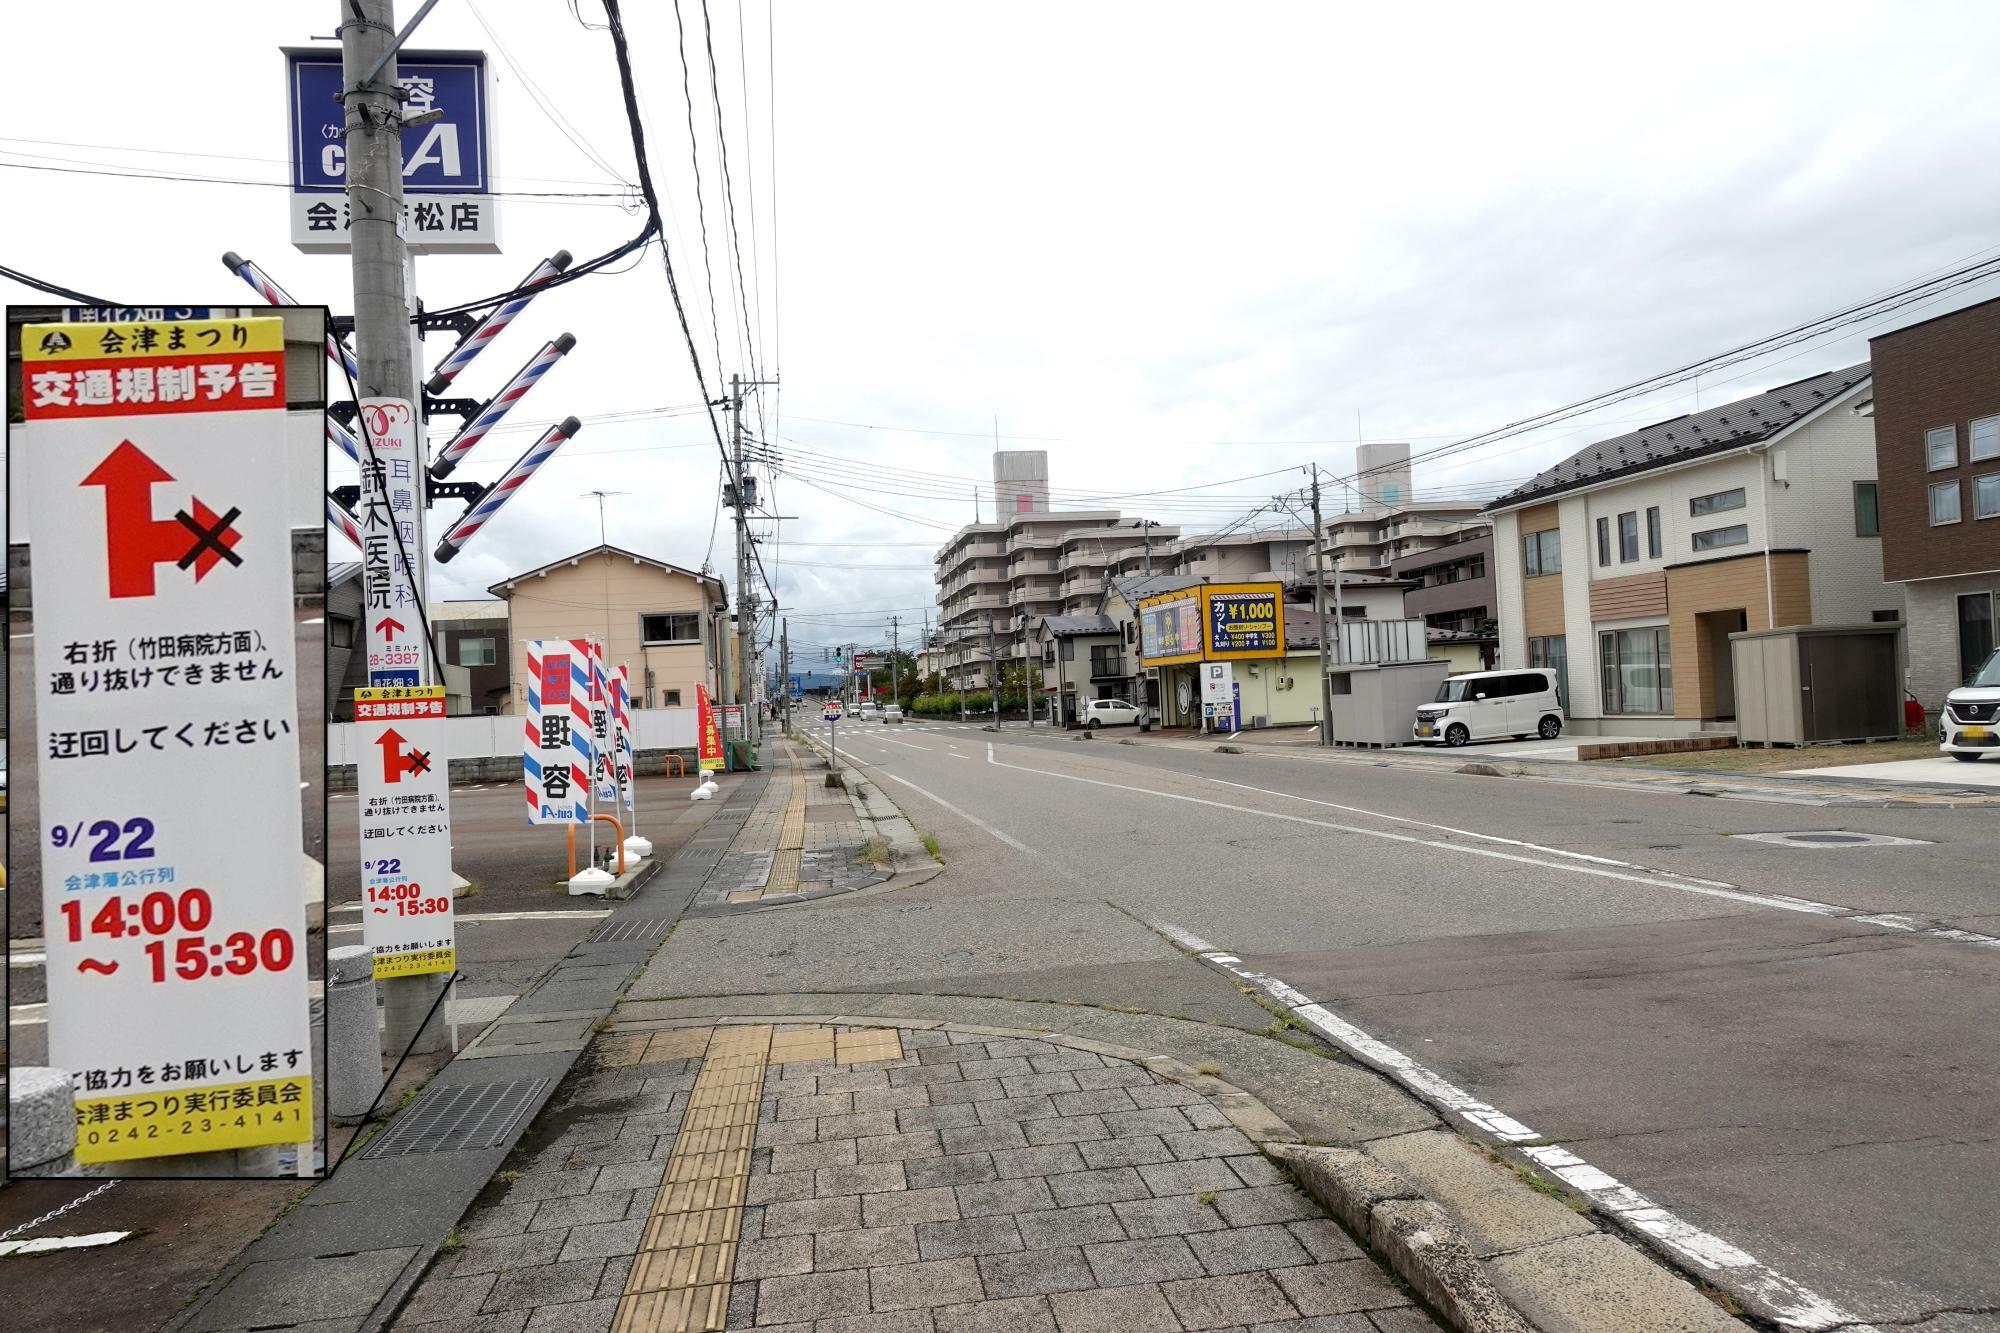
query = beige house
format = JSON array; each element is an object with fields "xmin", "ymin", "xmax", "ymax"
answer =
[{"xmin": 491, "ymin": 545, "xmax": 732, "ymax": 713}]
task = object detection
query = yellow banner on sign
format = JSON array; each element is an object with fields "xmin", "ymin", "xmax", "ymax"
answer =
[
  {"xmin": 356, "ymin": 685, "xmax": 448, "ymax": 702},
  {"xmin": 22, "ymin": 317, "xmax": 286, "ymax": 361},
  {"xmin": 374, "ymin": 946, "xmax": 457, "ymax": 980},
  {"xmin": 74, "ymin": 1075, "xmax": 313, "ymax": 1164}
]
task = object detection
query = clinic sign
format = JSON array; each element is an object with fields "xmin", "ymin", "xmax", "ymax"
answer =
[
  {"xmin": 23, "ymin": 317, "xmax": 312, "ymax": 1163},
  {"xmin": 354, "ymin": 686, "xmax": 456, "ymax": 980},
  {"xmin": 1139, "ymin": 582, "xmax": 1286, "ymax": 667},
  {"xmin": 284, "ymin": 47, "xmax": 498, "ymax": 254},
  {"xmin": 357, "ymin": 398, "xmax": 425, "ymax": 687}
]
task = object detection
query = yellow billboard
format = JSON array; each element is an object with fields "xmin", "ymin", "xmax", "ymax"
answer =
[{"xmin": 1200, "ymin": 582, "xmax": 1286, "ymax": 661}]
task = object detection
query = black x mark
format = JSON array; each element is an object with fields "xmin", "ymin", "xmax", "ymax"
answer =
[{"xmin": 176, "ymin": 506, "xmax": 244, "ymax": 570}]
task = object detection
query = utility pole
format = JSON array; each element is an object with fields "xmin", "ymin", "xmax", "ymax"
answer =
[
  {"xmin": 1309, "ymin": 465, "xmax": 1333, "ymax": 748},
  {"xmin": 987, "ymin": 618, "xmax": 1002, "ymax": 726},
  {"xmin": 724, "ymin": 372, "xmax": 780, "ymax": 748},
  {"xmin": 342, "ymin": 0, "xmax": 446, "ymax": 1061},
  {"xmin": 1022, "ymin": 620, "xmax": 1035, "ymax": 729},
  {"xmin": 888, "ymin": 615, "xmax": 902, "ymax": 711},
  {"xmin": 1142, "ymin": 519, "xmax": 1158, "ymax": 576}
]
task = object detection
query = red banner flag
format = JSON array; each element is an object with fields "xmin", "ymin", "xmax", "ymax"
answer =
[{"xmin": 696, "ymin": 684, "xmax": 724, "ymax": 771}]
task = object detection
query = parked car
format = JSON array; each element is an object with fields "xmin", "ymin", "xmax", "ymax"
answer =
[
  {"xmin": 1413, "ymin": 669, "xmax": 1563, "ymax": 747},
  {"xmin": 1081, "ymin": 698, "xmax": 1143, "ymax": 730},
  {"xmin": 881, "ymin": 705, "xmax": 905, "ymax": 724},
  {"xmin": 1941, "ymin": 649, "xmax": 1999, "ymax": 762}
]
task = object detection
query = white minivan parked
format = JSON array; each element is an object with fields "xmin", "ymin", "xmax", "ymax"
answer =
[{"xmin": 1413, "ymin": 669, "xmax": 1563, "ymax": 747}]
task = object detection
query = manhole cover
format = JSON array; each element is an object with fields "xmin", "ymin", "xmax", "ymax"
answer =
[
  {"xmin": 1730, "ymin": 831, "xmax": 1931, "ymax": 849},
  {"xmin": 590, "ymin": 917, "xmax": 673, "ymax": 944},
  {"xmin": 361, "ymin": 1077, "xmax": 550, "ymax": 1157}
]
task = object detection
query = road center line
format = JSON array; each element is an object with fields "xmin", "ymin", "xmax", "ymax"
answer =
[
  {"xmin": 986, "ymin": 744, "xmax": 1844, "ymax": 915},
  {"xmin": 877, "ymin": 769, "xmax": 1032, "ymax": 852}
]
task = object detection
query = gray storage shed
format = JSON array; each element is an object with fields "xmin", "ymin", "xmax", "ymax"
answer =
[
  {"xmin": 1326, "ymin": 658, "xmax": 1451, "ymax": 748},
  {"xmin": 1730, "ymin": 623, "xmax": 1903, "ymax": 747}
]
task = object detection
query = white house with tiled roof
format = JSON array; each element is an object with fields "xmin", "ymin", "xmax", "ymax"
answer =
[{"xmin": 1484, "ymin": 363, "xmax": 1892, "ymax": 735}]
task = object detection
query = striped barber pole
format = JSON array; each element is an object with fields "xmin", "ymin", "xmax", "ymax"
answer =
[
  {"xmin": 220, "ymin": 251, "xmax": 359, "ymax": 384},
  {"xmin": 328, "ymin": 414, "xmax": 361, "ymax": 464},
  {"xmin": 523, "ymin": 639, "xmax": 592, "ymax": 825},
  {"xmin": 327, "ymin": 494, "xmax": 363, "ymax": 551},
  {"xmin": 433, "ymin": 416, "xmax": 582, "ymax": 563},
  {"xmin": 424, "ymin": 251, "xmax": 573, "ymax": 394},
  {"xmin": 428, "ymin": 334, "xmax": 576, "ymax": 479},
  {"xmin": 612, "ymin": 665, "xmax": 636, "ymax": 811}
]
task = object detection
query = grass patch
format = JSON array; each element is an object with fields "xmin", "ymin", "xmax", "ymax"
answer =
[
  {"xmin": 1512, "ymin": 1165, "xmax": 1566, "ymax": 1201},
  {"xmin": 920, "ymin": 832, "xmax": 942, "ymax": 859},
  {"xmin": 858, "ymin": 837, "xmax": 892, "ymax": 867},
  {"xmin": 1627, "ymin": 735, "xmax": 1938, "ymax": 774},
  {"xmin": 1196, "ymin": 1191, "xmax": 1217, "ymax": 1207},
  {"xmin": 495, "ymin": 1170, "xmax": 523, "ymax": 1183},
  {"xmin": 1702, "ymin": 1286, "xmax": 1745, "ymax": 1316},
  {"xmin": 438, "ymin": 1227, "xmax": 466, "ymax": 1254},
  {"xmin": 1195, "ymin": 1062, "xmax": 1221, "ymax": 1077}
]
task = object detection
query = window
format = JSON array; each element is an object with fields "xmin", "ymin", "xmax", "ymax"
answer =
[
  {"xmin": 1872, "ymin": 609, "xmax": 1902, "ymax": 623},
  {"xmin": 1595, "ymin": 517, "xmax": 1610, "ymax": 567},
  {"xmin": 1599, "ymin": 627, "xmax": 1673, "ymax": 714},
  {"xmin": 1522, "ymin": 529, "xmax": 1560, "ymax": 577},
  {"xmin": 1692, "ymin": 524, "xmax": 1749, "ymax": 551},
  {"xmin": 663, "ymin": 688, "xmax": 683, "ymax": 707},
  {"xmin": 1528, "ymin": 635, "xmax": 1569, "ymax": 707},
  {"xmin": 1973, "ymin": 416, "xmax": 2000, "ymax": 463},
  {"xmin": 329, "ymin": 616, "xmax": 354, "ymax": 649},
  {"xmin": 1618, "ymin": 511, "xmax": 1639, "ymax": 563},
  {"xmin": 1977, "ymin": 474, "xmax": 2000, "ymax": 520},
  {"xmin": 1930, "ymin": 480, "xmax": 1962, "ymax": 526},
  {"xmin": 1645, "ymin": 507, "xmax": 1662, "ymax": 559},
  {"xmin": 641, "ymin": 612, "xmax": 702, "ymax": 644},
  {"xmin": 1467, "ymin": 554, "xmax": 1487, "ymax": 579},
  {"xmin": 1854, "ymin": 481, "xmax": 1880, "ymax": 536},
  {"xmin": 1961, "ymin": 593, "xmax": 1995, "ymax": 688},
  {"xmin": 1927, "ymin": 425, "xmax": 1959, "ymax": 471},
  {"xmin": 1689, "ymin": 488, "xmax": 1746, "ymax": 517},
  {"xmin": 456, "ymin": 636, "xmax": 495, "ymax": 667}
]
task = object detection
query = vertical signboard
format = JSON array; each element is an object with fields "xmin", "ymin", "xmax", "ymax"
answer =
[
  {"xmin": 356, "ymin": 398, "xmax": 425, "ymax": 686},
  {"xmin": 696, "ymin": 684, "xmax": 725, "ymax": 771},
  {"xmin": 611, "ymin": 664, "xmax": 636, "ymax": 812},
  {"xmin": 523, "ymin": 639, "xmax": 591, "ymax": 823},
  {"xmin": 354, "ymin": 686, "xmax": 455, "ymax": 979},
  {"xmin": 23, "ymin": 316, "xmax": 312, "ymax": 1164},
  {"xmin": 588, "ymin": 640, "xmax": 616, "ymax": 804},
  {"xmin": 1137, "ymin": 590, "xmax": 1204, "ymax": 666},
  {"xmin": 285, "ymin": 48, "xmax": 498, "ymax": 255}
]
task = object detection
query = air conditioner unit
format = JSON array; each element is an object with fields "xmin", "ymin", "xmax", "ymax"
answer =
[{"xmin": 1251, "ymin": 715, "xmax": 1269, "ymax": 728}]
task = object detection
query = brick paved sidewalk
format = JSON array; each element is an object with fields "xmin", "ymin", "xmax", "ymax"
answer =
[
  {"xmin": 393, "ymin": 1019, "xmax": 1440, "ymax": 1332},
  {"xmin": 695, "ymin": 747, "xmax": 887, "ymax": 912}
]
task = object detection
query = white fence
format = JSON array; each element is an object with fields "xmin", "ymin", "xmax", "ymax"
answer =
[
  {"xmin": 330, "ymin": 706, "xmax": 699, "ymax": 765},
  {"xmin": 1334, "ymin": 617, "xmax": 1427, "ymax": 665}
]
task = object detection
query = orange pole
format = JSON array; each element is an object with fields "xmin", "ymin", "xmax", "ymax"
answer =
[{"xmin": 568, "ymin": 817, "xmax": 627, "ymax": 876}]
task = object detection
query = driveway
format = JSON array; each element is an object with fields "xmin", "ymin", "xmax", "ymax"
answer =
[{"xmin": 1782, "ymin": 753, "xmax": 2000, "ymax": 787}]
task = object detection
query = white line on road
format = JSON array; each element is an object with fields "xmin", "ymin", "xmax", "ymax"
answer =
[
  {"xmin": 1181, "ymin": 940, "xmax": 1873, "ymax": 1333},
  {"xmin": 329, "ymin": 908, "xmax": 609, "ymax": 933},
  {"xmin": 880, "ymin": 766, "xmax": 1032, "ymax": 852},
  {"xmin": 872, "ymin": 734, "xmax": 937, "ymax": 753},
  {"xmin": 10, "ymin": 952, "xmax": 46, "ymax": 969},
  {"xmin": 10, "ymin": 1003, "xmax": 47, "ymax": 1027},
  {"xmin": 300, "ymin": 617, "xmax": 325, "ymax": 625}
]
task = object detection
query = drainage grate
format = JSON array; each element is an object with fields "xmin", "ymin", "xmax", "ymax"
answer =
[
  {"xmin": 1731, "ymin": 831, "xmax": 1931, "ymax": 849},
  {"xmin": 361, "ymin": 1077, "xmax": 550, "ymax": 1157},
  {"xmin": 589, "ymin": 917, "xmax": 673, "ymax": 944}
]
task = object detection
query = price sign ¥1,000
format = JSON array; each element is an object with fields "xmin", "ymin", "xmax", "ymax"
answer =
[{"xmin": 24, "ymin": 317, "xmax": 312, "ymax": 1164}]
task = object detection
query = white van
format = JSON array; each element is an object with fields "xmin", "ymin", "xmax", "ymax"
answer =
[{"xmin": 1413, "ymin": 669, "xmax": 1563, "ymax": 747}]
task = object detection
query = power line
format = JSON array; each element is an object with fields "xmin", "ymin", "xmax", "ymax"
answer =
[
  {"xmin": 0, "ymin": 156, "xmax": 637, "ymax": 203},
  {"xmin": 466, "ymin": 0, "xmax": 635, "ymax": 187},
  {"xmin": 671, "ymin": 0, "xmax": 728, "ymax": 386},
  {"xmin": 697, "ymin": 0, "xmax": 761, "ymax": 381}
]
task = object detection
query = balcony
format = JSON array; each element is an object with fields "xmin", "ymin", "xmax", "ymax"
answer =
[
  {"xmin": 1009, "ymin": 558, "xmax": 1059, "ymax": 577},
  {"xmin": 1088, "ymin": 653, "xmax": 1127, "ymax": 681},
  {"xmin": 1009, "ymin": 531, "xmax": 1061, "ymax": 553}
]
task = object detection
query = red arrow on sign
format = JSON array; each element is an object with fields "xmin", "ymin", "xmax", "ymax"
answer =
[
  {"xmin": 374, "ymin": 727, "xmax": 410, "ymax": 785},
  {"xmin": 82, "ymin": 441, "xmax": 195, "ymax": 599},
  {"xmin": 376, "ymin": 616, "xmax": 406, "ymax": 641}
]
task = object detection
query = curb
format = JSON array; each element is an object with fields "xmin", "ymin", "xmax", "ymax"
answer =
[
  {"xmin": 790, "ymin": 731, "xmax": 949, "ymax": 889},
  {"xmin": 600, "ymin": 1008, "xmax": 1547, "ymax": 1333}
]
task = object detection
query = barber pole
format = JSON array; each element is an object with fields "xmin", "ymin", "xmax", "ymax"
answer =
[
  {"xmin": 433, "ymin": 416, "xmax": 581, "ymax": 563},
  {"xmin": 328, "ymin": 414, "xmax": 361, "ymax": 464},
  {"xmin": 424, "ymin": 251, "xmax": 573, "ymax": 394},
  {"xmin": 327, "ymin": 494, "xmax": 364, "ymax": 551},
  {"xmin": 428, "ymin": 335, "xmax": 576, "ymax": 479},
  {"xmin": 220, "ymin": 251, "xmax": 359, "ymax": 384}
]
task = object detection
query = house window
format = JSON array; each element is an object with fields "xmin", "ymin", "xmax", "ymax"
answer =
[
  {"xmin": 1960, "ymin": 593, "xmax": 1995, "ymax": 687},
  {"xmin": 1598, "ymin": 626, "xmax": 1673, "ymax": 715},
  {"xmin": 456, "ymin": 636, "xmax": 495, "ymax": 667},
  {"xmin": 1872, "ymin": 609, "xmax": 1901, "ymax": 623},
  {"xmin": 1521, "ymin": 529, "xmax": 1560, "ymax": 577},
  {"xmin": 1930, "ymin": 480, "xmax": 1962, "ymax": 526},
  {"xmin": 663, "ymin": 688, "xmax": 683, "ymax": 707},
  {"xmin": 1595, "ymin": 517, "xmax": 1611, "ymax": 567},
  {"xmin": 1976, "ymin": 474, "xmax": 2000, "ymax": 520},
  {"xmin": 1528, "ymin": 635, "xmax": 1569, "ymax": 708},
  {"xmin": 1617, "ymin": 511, "xmax": 1639, "ymax": 563},
  {"xmin": 1927, "ymin": 425, "xmax": 1959, "ymax": 471},
  {"xmin": 1853, "ymin": 481, "xmax": 1880, "ymax": 536},
  {"xmin": 1973, "ymin": 416, "xmax": 2000, "ymax": 463},
  {"xmin": 1692, "ymin": 524, "xmax": 1749, "ymax": 551},
  {"xmin": 1689, "ymin": 487, "xmax": 1746, "ymax": 517},
  {"xmin": 1468, "ymin": 554, "xmax": 1487, "ymax": 579},
  {"xmin": 1645, "ymin": 507, "xmax": 1662, "ymax": 559},
  {"xmin": 329, "ymin": 616, "xmax": 354, "ymax": 649},
  {"xmin": 641, "ymin": 612, "xmax": 702, "ymax": 644}
]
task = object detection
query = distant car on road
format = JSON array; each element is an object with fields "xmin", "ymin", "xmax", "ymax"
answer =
[
  {"xmin": 1413, "ymin": 668, "xmax": 1563, "ymax": 747},
  {"xmin": 1081, "ymin": 698, "xmax": 1143, "ymax": 730},
  {"xmin": 854, "ymin": 700, "xmax": 880, "ymax": 720},
  {"xmin": 881, "ymin": 705, "xmax": 905, "ymax": 724},
  {"xmin": 1941, "ymin": 649, "xmax": 1999, "ymax": 762}
]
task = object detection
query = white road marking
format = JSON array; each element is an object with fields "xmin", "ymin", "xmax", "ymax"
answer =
[
  {"xmin": 300, "ymin": 617, "xmax": 325, "ymax": 625},
  {"xmin": 872, "ymin": 734, "xmax": 936, "ymax": 753},
  {"xmin": 10, "ymin": 952, "xmax": 46, "ymax": 968},
  {"xmin": 879, "ymin": 768, "xmax": 1031, "ymax": 852},
  {"xmin": 10, "ymin": 1003, "xmax": 48, "ymax": 1026},
  {"xmin": 329, "ymin": 908, "xmax": 609, "ymax": 933},
  {"xmin": 8, "ymin": 630, "xmax": 34, "ymax": 639},
  {"xmin": 1187, "ymin": 942, "xmax": 1874, "ymax": 1333},
  {"xmin": 0, "ymin": 1231, "xmax": 134, "ymax": 1256}
]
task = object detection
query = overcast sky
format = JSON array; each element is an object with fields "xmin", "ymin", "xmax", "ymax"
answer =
[{"xmin": 6, "ymin": 1, "xmax": 1999, "ymax": 658}]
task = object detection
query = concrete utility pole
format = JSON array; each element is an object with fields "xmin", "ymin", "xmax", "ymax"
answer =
[
  {"xmin": 888, "ymin": 615, "xmax": 902, "ymax": 711},
  {"xmin": 779, "ymin": 619, "xmax": 790, "ymax": 733},
  {"xmin": 723, "ymin": 373, "xmax": 778, "ymax": 746},
  {"xmin": 988, "ymin": 618, "xmax": 1002, "ymax": 725},
  {"xmin": 1022, "ymin": 620, "xmax": 1035, "ymax": 729},
  {"xmin": 1309, "ymin": 465, "xmax": 1333, "ymax": 748},
  {"xmin": 343, "ymin": 0, "xmax": 444, "ymax": 1059}
]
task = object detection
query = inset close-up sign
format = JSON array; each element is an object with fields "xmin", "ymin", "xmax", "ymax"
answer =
[
  {"xmin": 22, "ymin": 316, "xmax": 313, "ymax": 1165},
  {"xmin": 353, "ymin": 686, "xmax": 456, "ymax": 980}
]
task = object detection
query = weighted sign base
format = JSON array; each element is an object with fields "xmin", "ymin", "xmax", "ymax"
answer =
[
  {"xmin": 568, "ymin": 866, "xmax": 616, "ymax": 897},
  {"xmin": 623, "ymin": 835, "xmax": 654, "ymax": 860}
]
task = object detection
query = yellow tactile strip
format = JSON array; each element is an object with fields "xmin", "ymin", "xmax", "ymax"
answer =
[{"xmin": 610, "ymin": 1024, "xmax": 906, "ymax": 1331}]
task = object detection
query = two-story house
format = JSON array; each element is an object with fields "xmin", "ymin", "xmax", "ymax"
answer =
[
  {"xmin": 1866, "ymin": 296, "xmax": 2000, "ymax": 710},
  {"xmin": 1485, "ymin": 362, "xmax": 1888, "ymax": 735}
]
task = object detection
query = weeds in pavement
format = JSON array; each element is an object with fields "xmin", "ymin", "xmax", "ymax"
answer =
[
  {"xmin": 495, "ymin": 1170, "xmax": 523, "ymax": 1183},
  {"xmin": 1513, "ymin": 1165, "xmax": 1564, "ymax": 1200},
  {"xmin": 438, "ymin": 1227, "xmax": 465, "ymax": 1254},
  {"xmin": 1196, "ymin": 1191, "xmax": 1217, "ymax": 1207},
  {"xmin": 920, "ymin": 832, "xmax": 942, "ymax": 859},
  {"xmin": 1195, "ymin": 1062, "xmax": 1221, "ymax": 1077},
  {"xmin": 859, "ymin": 837, "xmax": 892, "ymax": 867},
  {"xmin": 1702, "ymin": 1287, "xmax": 1745, "ymax": 1316}
]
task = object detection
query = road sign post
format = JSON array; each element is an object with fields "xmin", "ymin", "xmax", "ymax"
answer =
[
  {"xmin": 823, "ymin": 700, "xmax": 844, "ymax": 782},
  {"xmin": 23, "ymin": 316, "xmax": 312, "ymax": 1173}
]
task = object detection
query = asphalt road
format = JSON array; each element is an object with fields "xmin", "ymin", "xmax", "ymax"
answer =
[{"xmin": 656, "ymin": 717, "xmax": 1999, "ymax": 1331}]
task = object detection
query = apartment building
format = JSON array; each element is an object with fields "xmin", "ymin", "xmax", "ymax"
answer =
[
  {"xmin": 1486, "ymin": 362, "xmax": 1886, "ymax": 734},
  {"xmin": 1393, "ymin": 533, "xmax": 1498, "ymax": 669},
  {"xmin": 1866, "ymin": 297, "xmax": 2000, "ymax": 710},
  {"xmin": 1322, "ymin": 501, "xmax": 1491, "ymax": 576}
]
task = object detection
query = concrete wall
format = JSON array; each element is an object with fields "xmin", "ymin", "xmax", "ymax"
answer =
[{"xmin": 1903, "ymin": 571, "xmax": 2000, "ymax": 709}]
